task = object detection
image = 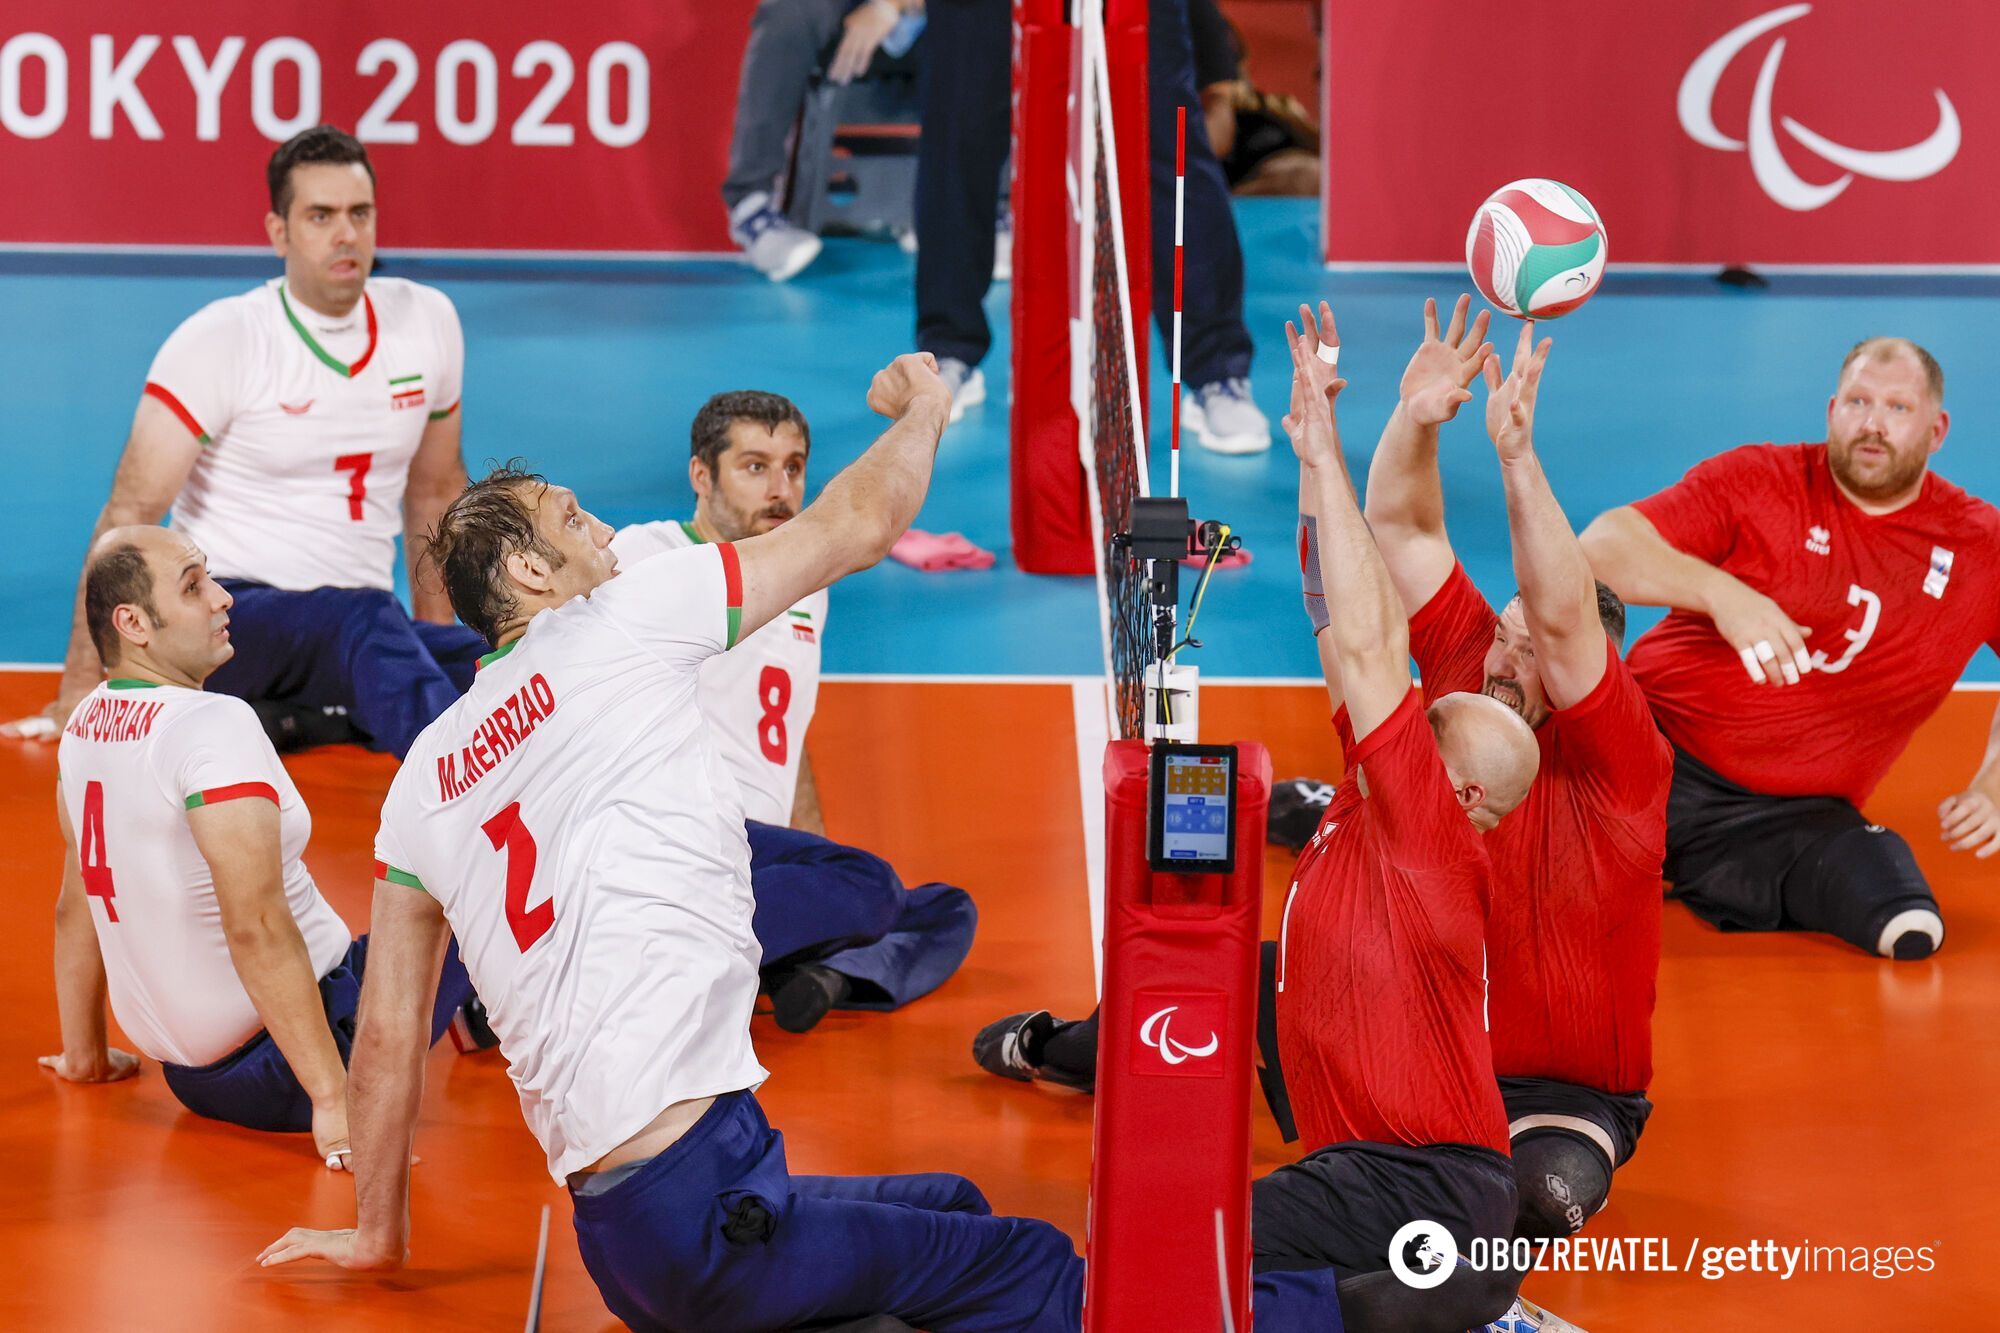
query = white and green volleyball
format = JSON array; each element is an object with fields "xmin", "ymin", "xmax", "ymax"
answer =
[{"xmin": 1465, "ymin": 179, "xmax": 1607, "ymax": 320}]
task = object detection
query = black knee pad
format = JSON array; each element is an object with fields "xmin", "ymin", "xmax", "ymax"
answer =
[
  {"xmin": 1785, "ymin": 823, "xmax": 1940, "ymax": 957},
  {"xmin": 1510, "ymin": 1130, "xmax": 1611, "ymax": 1240}
]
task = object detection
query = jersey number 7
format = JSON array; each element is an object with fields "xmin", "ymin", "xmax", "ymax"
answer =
[{"xmin": 482, "ymin": 802, "xmax": 554, "ymax": 952}]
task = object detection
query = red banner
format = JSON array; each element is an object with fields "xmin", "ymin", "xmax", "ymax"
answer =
[
  {"xmin": 1322, "ymin": 1, "xmax": 1997, "ymax": 266},
  {"xmin": 0, "ymin": 2, "xmax": 758, "ymax": 253}
]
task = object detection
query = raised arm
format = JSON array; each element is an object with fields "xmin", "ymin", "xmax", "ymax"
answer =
[
  {"xmin": 4, "ymin": 397, "xmax": 200, "ymax": 738},
  {"xmin": 193, "ymin": 798, "xmax": 350, "ymax": 1167},
  {"xmin": 40, "ymin": 787, "xmax": 141, "ymax": 1084},
  {"xmin": 732, "ymin": 353, "xmax": 951, "ymax": 638},
  {"xmin": 403, "ymin": 410, "xmax": 470, "ymax": 624},
  {"xmin": 260, "ymin": 879, "xmax": 449, "ymax": 1272},
  {"xmin": 1579, "ymin": 506, "xmax": 1811, "ymax": 688},
  {"xmin": 1296, "ymin": 464, "xmax": 1345, "ymax": 717},
  {"xmin": 1284, "ymin": 303, "xmax": 1411, "ymax": 741},
  {"xmin": 1362, "ymin": 295, "xmax": 1492, "ymax": 613},
  {"xmin": 1483, "ymin": 323, "xmax": 1606, "ymax": 707}
]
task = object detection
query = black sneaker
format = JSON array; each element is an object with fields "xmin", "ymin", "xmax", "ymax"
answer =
[
  {"xmin": 771, "ymin": 964, "xmax": 851, "ymax": 1033},
  {"xmin": 1268, "ymin": 776, "xmax": 1337, "ymax": 852},
  {"xmin": 250, "ymin": 699, "xmax": 361, "ymax": 753},
  {"xmin": 448, "ymin": 997, "xmax": 499, "ymax": 1053},
  {"xmin": 972, "ymin": 1010, "xmax": 1098, "ymax": 1092}
]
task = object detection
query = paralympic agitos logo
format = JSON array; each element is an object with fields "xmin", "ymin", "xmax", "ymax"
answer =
[{"xmin": 1677, "ymin": 4, "xmax": 1960, "ymax": 211}]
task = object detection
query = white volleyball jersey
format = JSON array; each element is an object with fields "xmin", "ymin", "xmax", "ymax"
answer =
[
  {"xmin": 144, "ymin": 276, "xmax": 464, "ymax": 593},
  {"xmin": 375, "ymin": 543, "xmax": 769, "ymax": 1181},
  {"xmin": 56, "ymin": 681, "xmax": 350, "ymax": 1068},
  {"xmin": 612, "ymin": 520, "xmax": 826, "ymax": 826}
]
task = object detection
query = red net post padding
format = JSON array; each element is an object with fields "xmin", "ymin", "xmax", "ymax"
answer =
[
  {"xmin": 1085, "ymin": 740, "xmax": 1269, "ymax": 1333},
  {"xmin": 1010, "ymin": 0, "xmax": 1150, "ymax": 575}
]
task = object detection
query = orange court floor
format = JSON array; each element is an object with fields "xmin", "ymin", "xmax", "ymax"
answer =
[{"xmin": 3, "ymin": 670, "xmax": 1995, "ymax": 1331}]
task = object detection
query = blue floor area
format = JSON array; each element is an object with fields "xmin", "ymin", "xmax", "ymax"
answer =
[{"xmin": 6, "ymin": 198, "xmax": 1999, "ymax": 678}]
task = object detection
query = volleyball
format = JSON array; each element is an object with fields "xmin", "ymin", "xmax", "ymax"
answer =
[{"xmin": 1465, "ymin": 179, "xmax": 1608, "ymax": 320}]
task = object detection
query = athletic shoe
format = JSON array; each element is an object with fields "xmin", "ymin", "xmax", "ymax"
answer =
[
  {"xmin": 729, "ymin": 193, "xmax": 823, "ymax": 282},
  {"xmin": 971, "ymin": 1010, "xmax": 1095, "ymax": 1092},
  {"xmin": 251, "ymin": 699, "xmax": 360, "ymax": 753},
  {"xmin": 771, "ymin": 963, "xmax": 851, "ymax": 1033},
  {"xmin": 993, "ymin": 202, "xmax": 1013, "ymax": 282},
  {"xmin": 1478, "ymin": 1295, "xmax": 1589, "ymax": 1333},
  {"xmin": 1268, "ymin": 776, "xmax": 1337, "ymax": 852},
  {"xmin": 936, "ymin": 357, "xmax": 987, "ymax": 425},
  {"xmin": 1182, "ymin": 378, "xmax": 1273, "ymax": 455},
  {"xmin": 448, "ymin": 997, "xmax": 499, "ymax": 1054}
]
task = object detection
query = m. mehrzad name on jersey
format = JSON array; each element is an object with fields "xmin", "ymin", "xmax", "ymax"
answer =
[{"xmin": 435, "ymin": 674, "xmax": 558, "ymax": 802}]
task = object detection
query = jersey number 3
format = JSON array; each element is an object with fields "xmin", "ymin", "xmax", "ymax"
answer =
[
  {"xmin": 80, "ymin": 780, "xmax": 119, "ymax": 922},
  {"xmin": 483, "ymin": 802, "xmax": 554, "ymax": 952},
  {"xmin": 757, "ymin": 666, "xmax": 791, "ymax": 764}
]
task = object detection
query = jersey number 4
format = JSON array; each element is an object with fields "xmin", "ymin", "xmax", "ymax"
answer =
[
  {"xmin": 79, "ymin": 780, "xmax": 119, "ymax": 922},
  {"xmin": 482, "ymin": 802, "xmax": 554, "ymax": 952}
]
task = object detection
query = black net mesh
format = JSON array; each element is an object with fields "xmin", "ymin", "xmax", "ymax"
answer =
[{"xmin": 1089, "ymin": 114, "xmax": 1150, "ymax": 742}]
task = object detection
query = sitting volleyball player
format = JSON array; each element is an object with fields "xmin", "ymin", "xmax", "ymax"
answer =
[
  {"xmin": 611, "ymin": 391, "xmax": 975, "ymax": 1032},
  {"xmin": 6, "ymin": 126, "xmax": 481, "ymax": 757},
  {"xmin": 41, "ymin": 527, "xmax": 483, "ymax": 1168},
  {"xmin": 259, "ymin": 356, "xmax": 1092, "ymax": 1332}
]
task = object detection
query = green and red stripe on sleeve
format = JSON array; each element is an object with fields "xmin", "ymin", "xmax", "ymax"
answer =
[
  {"xmin": 718, "ymin": 541, "xmax": 743, "ymax": 648},
  {"xmin": 373, "ymin": 860, "xmax": 427, "ymax": 891},
  {"xmin": 144, "ymin": 383, "xmax": 211, "ymax": 445},
  {"xmin": 183, "ymin": 782, "xmax": 279, "ymax": 810}
]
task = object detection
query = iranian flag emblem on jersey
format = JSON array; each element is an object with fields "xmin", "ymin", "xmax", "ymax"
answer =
[
  {"xmin": 789, "ymin": 609, "xmax": 815, "ymax": 643},
  {"xmin": 389, "ymin": 372, "xmax": 427, "ymax": 411}
]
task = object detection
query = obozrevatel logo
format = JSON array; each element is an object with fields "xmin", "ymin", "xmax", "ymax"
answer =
[
  {"xmin": 1677, "ymin": 4, "xmax": 1960, "ymax": 211},
  {"xmin": 1138, "ymin": 1005, "xmax": 1218, "ymax": 1066},
  {"xmin": 1387, "ymin": 1220, "xmax": 1458, "ymax": 1290}
]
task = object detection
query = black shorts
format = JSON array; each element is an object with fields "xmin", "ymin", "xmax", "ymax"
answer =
[
  {"xmin": 1664, "ymin": 747, "xmax": 1936, "ymax": 950},
  {"xmin": 1251, "ymin": 1141, "xmax": 1516, "ymax": 1281},
  {"xmin": 1498, "ymin": 1077, "xmax": 1652, "ymax": 1170}
]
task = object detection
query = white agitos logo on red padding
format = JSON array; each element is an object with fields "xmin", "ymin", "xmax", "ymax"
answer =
[
  {"xmin": 1129, "ymin": 989, "xmax": 1228, "ymax": 1080},
  {"xmin": 1678, "ymin": 4, "xmax": 1960, "ymax": 211}
]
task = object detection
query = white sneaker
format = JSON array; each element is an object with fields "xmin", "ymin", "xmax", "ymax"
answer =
[
  {"xmin": 1181, "ymin": 377, "xmax": 1272, "ymax": 454},
  {"xmin": 936, "ymin": 357, "xmax": 986, "ymax": 425},
  {"xmin": 730, "ymin": 193, "xmax": 822, "ymax": 282},
  {"xmin": 1478, "ymin": 1295, "xmax": 1588, "ymax": 1333},
  {"xmin": 993, "ymin": 199, "xmax": 1013, "ymax": 282}
]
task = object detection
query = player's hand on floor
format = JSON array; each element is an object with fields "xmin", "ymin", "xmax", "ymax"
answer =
[
  {"xmin": 1400, "ymin": 294, "xmax": 1491, "ymax": 427},
  {"xmin": 1939, "ymin": 789, "xmax": 2000, "ymax": 857},
  {"xmin": 38, "ymin": 1048, "xmax": 141, "ymax": 1083},
  {"xmin": 1705, "ymin": 579, "xmax": 1812, "ymax": 686},
  {"xmin": 258, "ymin": 1227, "xmax": 406, "ymax": 1271},
  {"xmin": 0, "ymin": 699, "xmax": 63, "ymax": 741},
  {"xmin": 313, "ymin": 1099, "xmax": 352, "ymax": 1171}
]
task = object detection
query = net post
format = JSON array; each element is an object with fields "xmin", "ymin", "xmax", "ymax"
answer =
[{"xmin": 1171, "ymin": 105, "xmax": 1186, "ymax": 500}]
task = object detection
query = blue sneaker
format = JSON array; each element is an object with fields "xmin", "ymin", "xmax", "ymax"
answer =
[{"xmin": 1477, "ymin": 1295, "xmax": 1587, "ymax": 1333}]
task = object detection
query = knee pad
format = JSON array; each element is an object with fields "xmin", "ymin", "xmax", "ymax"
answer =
[
  {"xmin": 1510, "ymin": 1130, "xmax": 1611, "ymax": 1240},
  {"xmin": 1874, "ymin": 905, "xmax": 1944, "ymax": 960}
]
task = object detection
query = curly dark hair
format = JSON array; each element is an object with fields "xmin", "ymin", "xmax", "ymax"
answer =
[
  {"xmin": 427, "ymin": 464, "xmax": 566, "ymax": 646},
  {"xmin": 690, "ymin": 391, "xmax": 811, "ymax": 479}
]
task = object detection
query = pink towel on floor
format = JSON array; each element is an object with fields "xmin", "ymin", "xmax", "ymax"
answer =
[{"xmin": 889, "ymin": 528, "xmax": 997, "ymax": 572}]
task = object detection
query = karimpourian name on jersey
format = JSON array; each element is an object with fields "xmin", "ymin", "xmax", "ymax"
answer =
[
  {"xmin": 63, "ymin": 696, "xmax": 166, "ymax": 744},
  {"xmin": 437, "ymin": 674, "xmax": 558, "ymax": 802}
]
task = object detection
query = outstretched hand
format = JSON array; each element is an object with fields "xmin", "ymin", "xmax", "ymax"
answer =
[
  {"xmin": 258, "ymin": 1227, "xmax": 406, "ymax": 1272},
  {"xmin": 1482, "ymin": 319, "xmax": 1552, "ymax": 464},
  {"xmin": 1400, "ymin": 295, "xmax": 1492, "ymax": 427},
  {"xmin": 1280, "ymin": 303, "xmax": 1348, "ymax": 469}
]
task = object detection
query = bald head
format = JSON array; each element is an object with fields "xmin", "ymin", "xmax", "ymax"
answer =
[
  {"xmin": 1839, "ymin": 337, "xmax": 1943, "ymax": 406},
  {"xmin": 1427, "ymin": 691, "xmax": 1540, "ymax": 831},
  {"xmin": 84, "ymin": 525, "xmax": 234, "ymax": 682}
]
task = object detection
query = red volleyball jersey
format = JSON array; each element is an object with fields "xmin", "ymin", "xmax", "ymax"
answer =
[
  {"xmin": 1277, "ymin": 689, "xmax": 1510, "ymax": 1156},
  {"xmin": 1408, "ymin": 564, "xmax": 1670, "ymax": 1094},
  {"xmin": 1628, "ymin": 444, "xmax": 2000, "ymax": 806}
]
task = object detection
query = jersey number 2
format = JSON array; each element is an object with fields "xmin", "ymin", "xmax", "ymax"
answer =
[
  {"xmin": 334, "ymin": 453, "xmax": 373, "ymax": 522},
  {"xmin": 80, "ymin": 781, "xmax": 119, "ymax": 922},
  {"xmin": 757, "ymin": 666, "xmax": 791, "ymax": 764},
  {"xmin": 482, "ymin": 802, "xmax": 553, "ymax": 952}
]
